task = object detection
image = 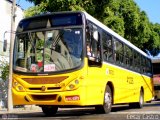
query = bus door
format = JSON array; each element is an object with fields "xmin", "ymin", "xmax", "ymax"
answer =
[
  {"xmin": 86, "ymin": 22, "xmax": 102, "ymax": 67},
  {"xmin": 85, "ymin": 22, "xmax": 103, "ymax": 102}
]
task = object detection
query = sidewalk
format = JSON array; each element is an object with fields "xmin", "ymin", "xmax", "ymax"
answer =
[{"xmin": 0, "ymin": 105, "xmax": 41, "ymax": 114}]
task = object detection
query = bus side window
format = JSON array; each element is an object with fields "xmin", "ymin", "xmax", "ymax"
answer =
[
  {"xmin": 114, "ymin": 38, "xmax": 124, "ymax": 66},
  {"xmin": 144, "ymin": 58, "xmax": 152, "ymax": 76},
  {"xmin": 86, "ymin": 21, "xmax": 101, "ymax": 64},
  {"xmin": 102, "ymin": 32, "xmax": 113, "ymax": 62},
  {"xmin": 124, "ymin": 45, "xmax": 132, "ymax": 69},
  {"xmin": 133, "ymin": 52, "xmax": 141, "ymax": 72}
]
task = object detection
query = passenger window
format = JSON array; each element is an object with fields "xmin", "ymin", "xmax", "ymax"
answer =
[
  {"xmin": 102, "ymin": 32, "xmax": 114, "ymax": 62},
  {"xmin": 86, "ymin": 21, "xmax": 102, "ymax": 65},
  {"xmin": 124, "ymin": 46, "xmax": 132, "ymax": 68},
  {"xmin": 134, "ymin": 52, "xmax": 141, "ymax": 72},
  {"xmin": 114, "ymin": 39, "xmax": 124, "ymax": 66}
]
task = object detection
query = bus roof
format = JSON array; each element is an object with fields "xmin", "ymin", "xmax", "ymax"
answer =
[{"xmin": 83, "ymin": 11, "xmax": 149, "ymax": 58}]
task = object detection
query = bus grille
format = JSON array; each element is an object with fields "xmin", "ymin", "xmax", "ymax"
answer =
[
  {"xmin": 22, "ymin": 76, "xmax": 68, "ymax": 84},
  {"xmin": 29, "ymin": 87, "xmax": 61, "ymax": 91},
  {"xmin": 31, "ymin": 95, "xmax": 57, "ymax": 101}
]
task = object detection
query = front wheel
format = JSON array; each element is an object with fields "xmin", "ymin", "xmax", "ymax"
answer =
[
  {"xmin": 41, "ymin": 105, "xmax": 58, "ymax": 116},
  {"xmin": 95, "ymin": 85, "xmax": 112, "ymax": 114}
]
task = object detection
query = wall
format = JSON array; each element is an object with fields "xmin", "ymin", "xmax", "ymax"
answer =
[
  {"xmin": 0, "ymin": 0, "xmax": 24, "ymax": 62},
  {"xmin": 0, "ymin": 0, "xmax": 24, "ymax": 109}
]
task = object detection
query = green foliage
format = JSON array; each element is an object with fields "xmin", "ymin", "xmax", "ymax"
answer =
[
  {"xmin": 0, "ymin": 60, "xmax": 9, "ymax": 81},
  {"xmin": 25, "ymin": 0, "xmax": 160, "ymax": 56},
  {"xmin": 145, "ymin": 23, "xmax": 160, "ymax": 56},
  {"xmin": 24, "ymin": 2, "xmax": 47, "ymax": 17},
  {"xmin": 102, "ymin": 6, "xmax": 125, "ymax": 37}
]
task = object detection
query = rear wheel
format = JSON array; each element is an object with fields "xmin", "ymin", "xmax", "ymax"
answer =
[
  {"xmin": 41, "ymin": 105, "xmax": 58, "ymax": 116},
  {"xmin": 129, "ymin": 90, "xmax": 144, "ymax": 108},
  {"xmin": 135, "ymin": 90, "xmax": 144, "ymax": 108},
  {"xmin": 95, "ymin": 85, "xmax": 112, "ymax": 114}
]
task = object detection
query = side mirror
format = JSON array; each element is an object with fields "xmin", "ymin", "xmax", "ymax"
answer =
[
  {"xmin": 3, "ymin": 39, "xmax": 7, "ymax": 52},
  {"xmin": 93, "ymin": 31, "xmax": 99, "ymax": 41}
]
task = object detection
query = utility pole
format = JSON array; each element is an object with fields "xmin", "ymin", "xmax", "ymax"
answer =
[{"xmin": 8, "ymin": 0, "xmax": 16, "ymax": 111}]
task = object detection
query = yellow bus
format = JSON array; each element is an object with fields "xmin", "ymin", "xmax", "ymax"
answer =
[
  {"xmin": 8, "ymin": 11, "xmax": 154, "ymax": 115},
  {"xmin": 152, "ymin": 58, "xmax": 160, "ymax": 100}
]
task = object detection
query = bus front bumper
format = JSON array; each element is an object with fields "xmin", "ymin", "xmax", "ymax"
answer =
[{"xmin": 12, "ymin": 86, "xmax": 87, "ymax": 106}]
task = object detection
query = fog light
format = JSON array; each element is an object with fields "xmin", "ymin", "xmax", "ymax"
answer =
[
  {"xmin": 18, "ymin": 86, "xmax": 23, "ymax": 91},
  {"xmin": 69, "ymin": 84, "xmax": 75, "ymax": 89},
  {"xmin": 13, "ymin": 81, "xmax": 18, "ymax": 87}
]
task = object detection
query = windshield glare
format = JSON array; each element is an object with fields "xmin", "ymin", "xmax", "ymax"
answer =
[{"xmin": 13, "ymin": 28, "xmax": 83, "ymax": 73}]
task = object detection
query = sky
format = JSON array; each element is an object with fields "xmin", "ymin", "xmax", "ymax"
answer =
[
  {"xmin": 134, "ymin": 0, "xmax": 160, "ymax": 24},
  {"xmin": 17, "ymin": 0, "xmax": 160, "ymax": 24},
  {"xmin": 16, "ymin": 0, "xmax": 34, "ymax": 10}
]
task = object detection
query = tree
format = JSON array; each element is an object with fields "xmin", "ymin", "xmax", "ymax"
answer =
[
  {"xmin": 119, "ymin": 0, "xmax": 140, "ymax": 44},
  {"xmin": 0, "ymin": 60, "xmax": 9, "ymax": 108},
  {"xmin": 101, "ymin": 0, "xmax": 125, "ymax": 37},
  {"xmin": 24, "ymin": 2, "xmax": 48, "ymax": 17},
  {"xmin": 0, "ymin": 60, "xmax": 9, "ymax": 81},
  {"xmin": 25, "ymin": 0, "xmax": 86, "ymax": 17},
  {"xmin": 146, "ymin": 23, "xmax": 160, "ymax": 56},
  {"xmin": 137, "ymin": 11, "xmax": 151, "ymax": 50}
]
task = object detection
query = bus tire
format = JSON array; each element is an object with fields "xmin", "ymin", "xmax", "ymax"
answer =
[
  {"xmin": 95, "ymin": 85, "xmax": 112, "ymax": 114},
  {"xmin": 129, "ymin": 89, "xmax": 144, "ymax": 108},
  {"xmin": 136, "ymin": 89, "xmax": 144, "ymax": 108},
  {"xmin": 41, "ymin": 105, "xmax": 58, "ymax": 116}
]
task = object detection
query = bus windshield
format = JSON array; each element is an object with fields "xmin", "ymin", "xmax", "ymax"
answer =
[{"xmin": 13, "ymin": 28, "xmax": 83, "ymax": 73}]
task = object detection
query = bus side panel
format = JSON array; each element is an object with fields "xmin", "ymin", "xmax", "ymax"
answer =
[
  {"xmin": 103, "ymin": 63, "xmax": 137, "ymax": 104},
  {"xmin": 86, "ymin": 62, "xmax": 139, "ymax": 105},
  {"xmin": 85, "ymin": 65, "xmax": 106, "ymax": 105},
  {"xmin": 102, "ymin": 62, "xmax": 153, "ymax": 104},
  {"xmin": 142, "ymin": 75, "xmax": 154, "ymax": 101}
]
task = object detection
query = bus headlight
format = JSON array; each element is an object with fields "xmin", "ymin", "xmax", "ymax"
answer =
[
  {"xmin": 66, "ymin": 79, "xmax": 80, "ymax": 90},
  {"xmin": 13, "ymin": 80, "xmax": 25, "ymax": 92},
  {"xmin": 69, "ymin": 84, "xmax": 75, "ymax": 89},
  {"xmin": 18, "ymin": 86, "xmax": 24, "ymax": 91},
  {"xmin": 13, "ymin": 81, "xmax": 18, "ymax": 87}
]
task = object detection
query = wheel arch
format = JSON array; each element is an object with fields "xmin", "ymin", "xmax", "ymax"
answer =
[
  {"xmin": 140, "ymin": 86, "xmax": 144, "ymax": 99},
  {"xmin": 140, "ymin": 86, "xmax": 144, "ymax": 96}
]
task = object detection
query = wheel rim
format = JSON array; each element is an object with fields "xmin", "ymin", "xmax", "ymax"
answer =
[{"xmin": 104, "ymin": 92, "xmax": 111, "ymax": 109}]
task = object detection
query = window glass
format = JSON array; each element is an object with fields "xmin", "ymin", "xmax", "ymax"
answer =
[
  {"xmin": 133, "ymin": 52, "xmax": 141, "ymax": 72},
  {"xmin": 13, "ymin": 28, "xmax": 83, "ymax": 73},
  {"xmin": 86, "ymin": 21, "xmax": 101, "ymax": 64},
  {"xmin": 114, "ymin": 39, "xmax": 124, "ymax": 65},
  {"xmin": 125, "ymin": 46, "xmax": 133, "ymax": 68},
  {"xmin": 102, "ymin": 31, "xmax": 113, "ymax": 62}
]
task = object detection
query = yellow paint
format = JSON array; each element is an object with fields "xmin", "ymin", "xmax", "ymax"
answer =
[{"xmin": 12, "ymin": 58, "xmax": 154, "ymax": 106}]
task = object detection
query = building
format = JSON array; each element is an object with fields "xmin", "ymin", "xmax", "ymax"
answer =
[
  {"xmin": 0, "ymin": 0, "xmax": 23, "ymax": 108},
  {"xmin": 0, "ymin": 0, "xmax": 23, "ymax": 63}
]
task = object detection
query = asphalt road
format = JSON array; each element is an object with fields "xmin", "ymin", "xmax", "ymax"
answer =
[{"xmin": 1, "ymin": 101, "xmax": 160, "ymax": 120}]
